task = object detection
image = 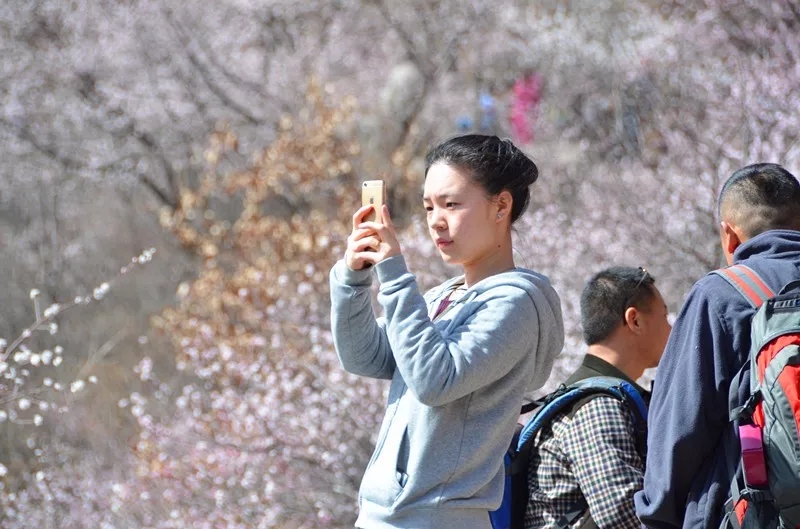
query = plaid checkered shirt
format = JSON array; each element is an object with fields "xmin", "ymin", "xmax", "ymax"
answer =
[{"xmin": 524, "ymin": 394, "xmax": 645, "ymax": 529}]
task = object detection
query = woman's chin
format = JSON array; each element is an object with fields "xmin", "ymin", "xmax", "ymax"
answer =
[{"xmin": 438, "ymin": 252, "xmax": 461, "ymax": 265}]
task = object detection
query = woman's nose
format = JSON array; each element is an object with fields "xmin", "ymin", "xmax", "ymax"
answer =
[{"xmin": 429, "ymin": 210, "xmax": 445, "ymax": 230}]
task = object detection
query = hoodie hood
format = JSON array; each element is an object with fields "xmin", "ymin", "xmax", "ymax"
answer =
[{"xmin": 425, "ymin": 267, "xmax": 565, "ymax": 392}]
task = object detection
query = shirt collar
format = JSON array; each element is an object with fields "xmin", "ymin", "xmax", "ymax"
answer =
[{"xmin": 576, "ymin": 354, "xmax": 649, "ymax": 395}]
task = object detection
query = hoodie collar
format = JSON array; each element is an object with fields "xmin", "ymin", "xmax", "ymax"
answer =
[{"xmin": 733, "ymin": 229, "xmax": 800, "ymax": 263}]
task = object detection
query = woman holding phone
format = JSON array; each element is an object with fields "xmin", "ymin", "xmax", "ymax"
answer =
[{"xmin": 329, "ymin": 134, "xmax": 565, "ymax": 528}]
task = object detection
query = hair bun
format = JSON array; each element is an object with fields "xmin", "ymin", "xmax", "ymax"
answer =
[{"xmin": 425, "ymin": 134, "xmax": 540, "ymax": 223}]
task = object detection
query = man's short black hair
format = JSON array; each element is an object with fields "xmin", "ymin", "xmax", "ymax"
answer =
[
  {"xmin": 581, "ymin": 266, "xmax": 657, "ymax": 346},
  {"xmin": 718, "ymin": 163, "xmax": 800, "ymax": 237}
]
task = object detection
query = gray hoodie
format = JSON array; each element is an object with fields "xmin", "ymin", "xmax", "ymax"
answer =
[{"xmin": 330, "ymin": 255, "xmax": 564, "ymax": 529}]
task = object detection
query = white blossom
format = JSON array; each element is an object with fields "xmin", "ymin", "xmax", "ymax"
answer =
[
  {"xmin": 93, "ymin": 283, "xmax": 110, "ymax": 300},
  {"xmin": 41, "ymin": 350, "xmax": 53, "ymax": 365}
]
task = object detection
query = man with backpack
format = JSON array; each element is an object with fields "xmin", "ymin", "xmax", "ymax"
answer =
[
  {"xmin": 635, "ymin": 163, "xmax": 800, "ymax": 528},
  {"xmin": 523, "ymin": 266, "xmax": 672, "ymax": 528}
]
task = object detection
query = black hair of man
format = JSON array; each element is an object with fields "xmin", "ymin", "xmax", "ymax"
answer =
[
  {"xmin": 581, "ymin": 266, "xmax": 657, "ymax": 346},
  {"xmin": 717, "ymin": 163, "xmax": 800, "ymax": 237}
]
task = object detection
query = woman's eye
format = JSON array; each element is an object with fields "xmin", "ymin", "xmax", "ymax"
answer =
[
  {"xmin": 446, "ymin": 202, "xmax": 457, "ymax": 208},
  {"xmin": 424, "ymin": 206, "xmax": 433, "ymax": 212}
]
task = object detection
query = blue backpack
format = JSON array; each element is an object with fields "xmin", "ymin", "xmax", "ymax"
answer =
[{"xmin": 489, "ymin": 376, "xmax": 649, "ymax": 529}]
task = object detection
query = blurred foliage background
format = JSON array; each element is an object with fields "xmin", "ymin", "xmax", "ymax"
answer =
[{"xmin": 1, "ymin": 0, "xmax": 798, "ymax": 527}]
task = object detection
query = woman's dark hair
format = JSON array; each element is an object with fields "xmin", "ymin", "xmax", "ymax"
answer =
[{"xmin": 424, "ymin": 134, "xmax": 539, "ymax": 223}]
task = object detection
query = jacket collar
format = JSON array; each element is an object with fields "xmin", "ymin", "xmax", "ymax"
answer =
[
  {"xmin": 565, "ymin": 354, "xmax": 650, "ymax": 399},
  {"xmin": 733, "ymin": 229, "xmax": 800, "ymax": 263}
]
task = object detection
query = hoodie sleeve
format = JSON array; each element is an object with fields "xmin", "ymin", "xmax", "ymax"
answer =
[
  {"xmin": 373, "ymin": 255, "xmax": 544, "ymax": 408},
  {"xmin": 634, "ymin": 282, "xmax": 734, "ymax": 528},
  {"xmin": 329, "ymin": 259, "xmax": 396, "ymax": 380}
]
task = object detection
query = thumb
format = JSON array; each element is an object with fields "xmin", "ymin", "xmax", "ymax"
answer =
[{"xmin": 381, "ymin": 204, "xmax": 394, "ymax": 228}]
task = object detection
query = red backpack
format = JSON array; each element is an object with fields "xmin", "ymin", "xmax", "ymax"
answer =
[{"xmin": 714, "ymin": 264, "xmax": 800, "ymax": 529}]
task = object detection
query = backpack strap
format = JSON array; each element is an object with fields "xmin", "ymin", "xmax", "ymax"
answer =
[
  {"xmin": 566, "ymin": 377, "xmax": 649, "ymax": 458},
  {"xmin": 728, "ymin": 366, "xmax": 762, "ymax": 423},
  {"xmin": 714, "ymin": 265, "xmax": 774, "ymax": 422},
  {"xmin": 514, "ymin": 377, "xmax": 648, "ymax": 529},
  {"xmin": 712, "ymin": 264, "xmax": 775, "ymax": 309},
  {"xmin": 516, "ymin": 376, "xmax": 647, "ymax": 450},
  {"xmin": 778, "ymin": 279, "xmax": 800, "ymax": 296}
]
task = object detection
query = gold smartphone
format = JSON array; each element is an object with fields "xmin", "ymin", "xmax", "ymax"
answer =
[{"xmin": 361, "ymin": 180, "xmax": 386, "ymax": 223}]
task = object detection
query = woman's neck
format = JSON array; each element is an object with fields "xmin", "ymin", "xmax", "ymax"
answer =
[{"xmin": 462, "ymin": 242, "xmax": 515, "ymax": 288}]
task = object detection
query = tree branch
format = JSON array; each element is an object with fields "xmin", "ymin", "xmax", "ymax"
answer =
[
  {"xmin": 162, "ymin": 7, "xmax": 263, "ymax": 126},
  {"xmin": 0, "ymin": 118, "xmax": 85, "ymax": 171},
  {"xmin": 369, "ymin": 0, "xmax": 432, "ymax": 78},
  {"xmin": 75, "ymin": 73, "xmax": 180, "ymax": 209}
]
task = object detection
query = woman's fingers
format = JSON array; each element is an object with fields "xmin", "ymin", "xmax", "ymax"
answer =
[
  {"xmin": 359, "ymin": 210, "xmax": 401, "ymax": 260},
  {"xmin": 356, "ymin": 205, "xmax": 392, "ymax": 237},
  {"xmin": 356, "ymin": 221, "xmax": 388, "ymax": 237},
  {"xmin": 351, "ymin": 236, "xmax": 380, "ymax": 253},
  {"xmin": 352, "ymin": 205, "xmax": 375, "ymax": 230},
  {"xmin": 346, "ymin": 205, "xmax": 401, "ymax": 269},
  {"xmin": 354, "ymin": 251, "xmax": 378, "ymax": 266},
  {"xmin": 380, "ymin": 204, "xmax": 394, "ymax": 228},
  {"xmin": 349, "ymin": 226, "xmax": 376, "ymax": 242}
]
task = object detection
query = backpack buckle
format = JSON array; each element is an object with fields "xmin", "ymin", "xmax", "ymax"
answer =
[{"xmin": 730, "ymin": 390, "xmax": 761, "ymax": 423}]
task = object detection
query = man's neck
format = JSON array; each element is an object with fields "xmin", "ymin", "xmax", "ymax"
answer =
[{"xmin": 585, "ymin": 344, "xmax": 645, "ymax": 383}]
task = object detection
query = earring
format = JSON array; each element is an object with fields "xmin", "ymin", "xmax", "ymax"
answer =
[{"xmin": 497, "ymin": 213, "xmax": 503, "ymax": 219}]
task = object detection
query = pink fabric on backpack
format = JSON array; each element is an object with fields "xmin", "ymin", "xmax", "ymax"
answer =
[{"xmin": 738, "ymin": 424, "xmax": 767, "ymax": 487}]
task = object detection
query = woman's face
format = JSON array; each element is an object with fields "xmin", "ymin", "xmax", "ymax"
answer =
[{"xmin": 423, "ymin": 162, "xmax": 500, "ymax": 268}]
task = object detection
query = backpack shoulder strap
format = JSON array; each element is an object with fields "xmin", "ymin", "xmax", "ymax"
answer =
[
  {"xmin": 778, "ymin": 280, "xmax": 800, "ymax": 296},
  {"xmin": 715, "ymin": 265, "xmax": 775, "ymax": 422},
  {"xmin": 514, "ymin": 376, "xmax": 647, "ymax": 529},
  {"xmin": 517, "ymin": 376, "xmax": 648, "ymax": 450},
  {"xmin": 568, "ymin": 376, "xmax": 648, "ymax": 423},
  {"xmin": 712, "ymin": 264, "xmax": 775, "ymax": 309}
]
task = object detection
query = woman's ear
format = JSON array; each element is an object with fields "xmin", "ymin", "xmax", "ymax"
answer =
[{"xmin": 495, "ymin": 190, "xmax": 513, "ymax": 221}]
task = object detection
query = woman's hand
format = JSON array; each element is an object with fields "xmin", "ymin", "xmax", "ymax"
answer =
[{"xmin": 345, "ymin": 205, "xmax": 401, "ymax": 270}]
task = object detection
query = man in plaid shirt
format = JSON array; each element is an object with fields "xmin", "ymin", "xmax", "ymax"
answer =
[{"xmin": 525, "ymin": 267, "xmax": 672, "ymax": 529}]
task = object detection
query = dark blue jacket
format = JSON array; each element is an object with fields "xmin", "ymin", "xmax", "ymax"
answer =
[{"xmin": 634, "ymin": 230, "xmax": 800, "ymax": 528}]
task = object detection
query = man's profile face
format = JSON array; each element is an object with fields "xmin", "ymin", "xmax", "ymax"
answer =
[{"xmin": 641, "ymin": 287, "xmax": 672, "ymax": 368}]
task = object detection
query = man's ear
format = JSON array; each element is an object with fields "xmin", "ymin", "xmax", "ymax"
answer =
[
  {"xmin": 720, "ymin": 221, "xmax": 743, "ymax": 262},
  {"xmin": 623, "ymin": 306, "xmax": 643, "ymax": 334}
]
